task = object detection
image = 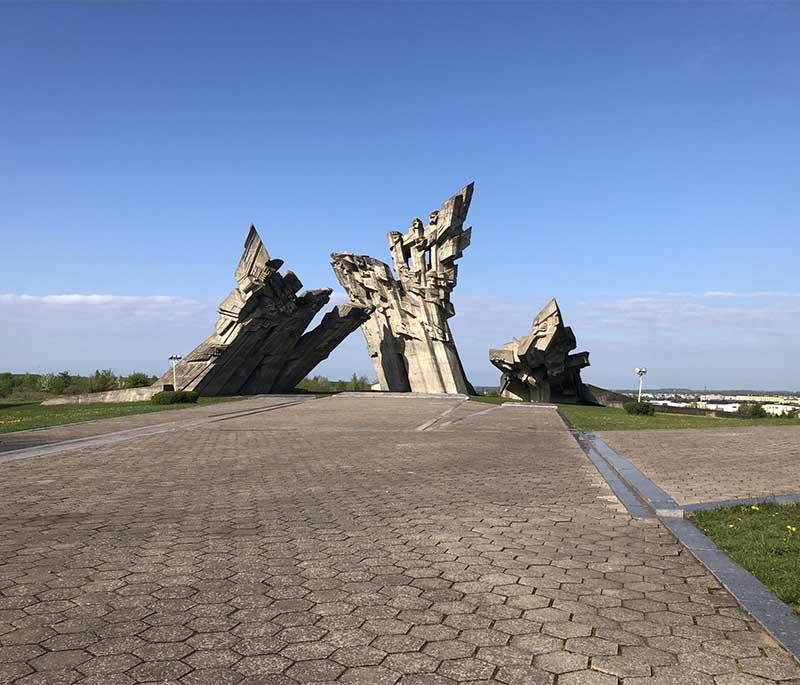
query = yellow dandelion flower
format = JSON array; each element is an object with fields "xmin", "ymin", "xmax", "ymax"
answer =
[{"xmin": 750, "ymin": 505, "xmax": 760, "ymax": 511}]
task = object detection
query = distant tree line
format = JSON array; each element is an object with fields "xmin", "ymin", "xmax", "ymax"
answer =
[
  {"xmin": 296, "ymin": 374, "xmax": 372, "ymax": 393},
  {"xmin": 1, "ymin": 370, "xmax": 375, "ymax": 401},
  {"xmin": 0, "ymin": 371, "xmax": 158, "ymax": 400}
]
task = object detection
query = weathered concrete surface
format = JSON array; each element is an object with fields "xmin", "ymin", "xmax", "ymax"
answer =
[
  {"xmin": 490, "ymin": 299, "xmax": 595, "ymax": 404},
  {"xmin": 332, "ymin": 185, "xmax": 475, "ymax": 395},
  {"xmin": 42, "ymin": 388, "xmax": 160, "ymax": 406},
  {"xmin": 156, "ymin": 227, "xmax": 371, "ymax": 397},
  {"xmin": 0, "ymin": 398, "xmax": 797, "ymax": 683},
  {"xmin": 599, "ymin": 426, "xmax": 800, "ymax": 505}
]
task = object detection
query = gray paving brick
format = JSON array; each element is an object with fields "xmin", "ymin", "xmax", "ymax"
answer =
[{"xmin": 0, "ymin": 397, "xmax": 795, "ymax": 683}]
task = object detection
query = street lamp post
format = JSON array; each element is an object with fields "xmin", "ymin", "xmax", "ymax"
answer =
[
  {"xmin": 635, "ymin": 367, "xmax": 647, "ymax": 402},
  {"xmin": 168, "ymin": 354, "xmax": 183, "ymax": 390}
]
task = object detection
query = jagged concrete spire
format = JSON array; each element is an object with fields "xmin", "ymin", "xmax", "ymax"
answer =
[
  {"xmin": 331, "ymin": 184, "xmax": 475, "ymax": 395},
  {"xmin": 157, "ymin": 226, "xmax": 371, "ymax": 395}
]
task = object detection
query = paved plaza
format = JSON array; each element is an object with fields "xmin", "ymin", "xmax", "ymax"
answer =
[
  {"xmin": 599, "ymin": 426, "xmax": 800, "ymax": 506},
  {"xmin": 1, "ymin": 396, "xmax": 799, "ymax": 684}
]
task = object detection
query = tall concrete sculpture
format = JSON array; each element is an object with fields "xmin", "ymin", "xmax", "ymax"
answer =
[
  {"xmin": 489, "ymin": 298, "xmax": 596, "ymax": 404},
  {"xmin": 157, "ymin": 226, "xmax": 371, "ymax": 395},
  {"xmin": 331, "ymin": 184, "xmax": 475, "ymax": 395}
]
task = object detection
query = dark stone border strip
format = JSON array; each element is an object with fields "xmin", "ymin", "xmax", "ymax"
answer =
[
  {"xmin": 685, "ymin": 493, "xmax": 800, "ymax": 512},
  {"xmin": 557, "ymin": 411, "xmax": 653, "ymax": 520},
  {"xmin": 564, "ymin": 422, "xmax": 800, "ymax": 661},
  {"xmin": 583, "ymin": 432, "xmax": 684, "ymax": 518}
]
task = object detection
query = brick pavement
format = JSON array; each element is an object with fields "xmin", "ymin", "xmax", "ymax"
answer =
[
  {"xmin": 0, "ymin": 397, "xmax": 307, "ymax": 455},
  {"xmin": 598, "ymin": 426, "xmax": 800, "ymax": 505},
  {"xmin": 0, "ymin": 396, "xmax": 798, "ymax": 683}
]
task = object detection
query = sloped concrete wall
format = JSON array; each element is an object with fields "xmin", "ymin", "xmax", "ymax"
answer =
[{"xmin": 42, "ymin": 386, "xmax": 161, "ymax": 405}]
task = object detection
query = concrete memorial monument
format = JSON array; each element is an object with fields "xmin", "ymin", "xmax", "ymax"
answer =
[
  {"xmin": 156, "ymin": 226, "xmax": 372, "ymax": 395},
  {"xmin": 489, "ymin": 298, "xmax": 596, "ymax": 403},
  {"xmin": 331, "ymin": 184, "xmax": 475, "ymax": 395}
]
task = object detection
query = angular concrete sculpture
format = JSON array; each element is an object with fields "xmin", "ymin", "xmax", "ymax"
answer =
[
  {"xmin": 489, "ymin": 298, "xmax": 596, "ymax": 404},
  {"xmin": 157, "ymin": 226, "xmax": 372, "ymax": 395},
  {"xmin": 331, "ymin": 184, "xmax": 475, "ymax": 395}
]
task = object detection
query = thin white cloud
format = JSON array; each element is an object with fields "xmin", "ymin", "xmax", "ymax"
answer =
[{"xmin": 0, "ymin": 293, "xmax": 195, "ymax": 306}]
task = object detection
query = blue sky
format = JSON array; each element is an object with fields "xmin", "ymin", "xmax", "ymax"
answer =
[{"xmin": 1, "ymin": 2, "xmax": 799, "ymax": 390}]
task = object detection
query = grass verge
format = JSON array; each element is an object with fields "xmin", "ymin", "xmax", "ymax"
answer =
[
  {"xmin": 470, "ymin": 395, "xmax": 800, "ymax": 430},
  {"xmin": 0, "ymin": 396, "xmax": 251, "ymax": 434},
  {"xmin": 469, "ymin": 396, "xmax": 800, "ymax": 430},
  {"xmin": 559, "ymin": 403, "xmax": 800, "ymax": 432},
  {"xmin": 692, "ymin": 503, "xmax": 800, "ymax": 613}
]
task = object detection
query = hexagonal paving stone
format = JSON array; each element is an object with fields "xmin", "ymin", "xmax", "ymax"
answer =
[
  {"xmin": 339, "ymin": 665, "xmax": 400, "ymax": 684},
  {"xmin": 78, "ymin": 654, "xmax": 142, "ymax": 676},
  {"xmin": 332, "ymin": 645, "xmax": 387, "ymax": 667},
  {"xmin": 382, "ymin": 651, "xmax": 439, "ymax": 674},
  {"xmin": 184, "ymin": 648, "xmax": 241, "ymax": 669},
  {"xmin": 739, "ymin": 655, "xmax": 800, "ymax": 680},
  {"xmin": 533, "ymin": 650, "xmax": 587, "ymax": 674},
  {"xmin": 127, "ymin": 659, "xmax": 191, "ymax": 682},
  {"xmin": 437, "ymin": 657, "xmax": 495, "ymax": 680},
  {"xmin": 183, "ymin": 668, "xmax": 244, "ymax": 684},
  {"xmin": 29, "ymin": 649, "xmax": 91, "ymax": 672},
  {"xmin": 495, "ymin": 664, "xmax": 552, "ymax": 685},
  {"xmin": 285, "ymin": 658, "xmax": 345, "ymax": 681},
  {"xmin": 372, "ymin": 635, "xmax": 425, "ymax": 654},
  {"xmin": 558, "ymin": 669, "xmax": 619, "ymax": 684},
  {"xmin": 422, "ymin": 640, "xmax": 475, "ymax": 660},
  {"xmin": 563, "ymin": 636, "xmax": 618, "ymax": 656},
  {"xmin": 235, "ymin": 653, "xmax": 291, "ymax": 676}
]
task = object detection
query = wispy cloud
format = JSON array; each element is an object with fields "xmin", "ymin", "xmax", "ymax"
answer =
[{"xmin": 0, "ymin": 293, "xmax": 195, "ymax": 306}]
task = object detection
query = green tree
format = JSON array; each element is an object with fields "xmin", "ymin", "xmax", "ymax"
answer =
[
  {"xmin": 89, "ymin": 369, "xmax": 117, "ymax": 393},
  {"xmin": 0, "ymin": 373, "xmax": 13, "ymax": 398},
  {"xmin": 737, "ymin": 402, "xmax": 768, "ymax": 419},
  {"xmin": 49, "ymin": 371, "xmax": 73, "ymax": 395},
  {"xmin": 40, "ymin": 373, "xmax": 55, "ymax": 393},
  {"xmin": 124, "ymin": 372, "xmax": 153, "ymax": 389}
]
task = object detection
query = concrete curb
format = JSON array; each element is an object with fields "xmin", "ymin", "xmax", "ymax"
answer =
[
  {"xmin": 584, "ymin": 433, "xmax": 684, "ymax": 518},
  {"xmin": 500, "ymin": 402, "xmax": 559, "ymax": 409}
]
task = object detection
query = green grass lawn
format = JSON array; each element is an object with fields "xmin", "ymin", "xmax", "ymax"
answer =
[
  {"xmin": 559, "ymin": 404, "xmax": 800, "ymax": 431},
  {"xmin": 0, "ymin": 396, "xmax": 251, "ymax": 434},
  {"xmin": 468, "ymin": 396, "xmax": 800, "ymax": 431},
  {"xmin": 692, "ymin": 503, "xmax": 800, "ymax": 613}
]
